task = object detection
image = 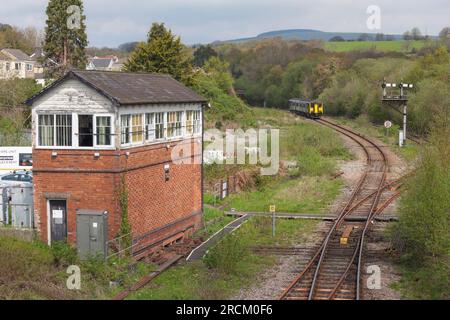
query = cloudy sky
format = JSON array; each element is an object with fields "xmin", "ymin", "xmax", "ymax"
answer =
[{"xmin": 1, "ymin": 0, "xmax": 449, "ymax": 47}]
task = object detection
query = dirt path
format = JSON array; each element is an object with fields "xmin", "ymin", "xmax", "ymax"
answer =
[{"xmin": 231, "ymin": 120, "xmax": 408, "ymax": 300}]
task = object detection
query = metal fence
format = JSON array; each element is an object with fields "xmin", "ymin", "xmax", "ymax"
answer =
[{"xmin": 106, "ymin": 232, "xmax": 134, "ymax": 260}]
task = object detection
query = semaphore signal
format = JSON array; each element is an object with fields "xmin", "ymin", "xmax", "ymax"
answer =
[{"xmin": 381, "ymin": 79, "xmax": 415, "ymax": 146}]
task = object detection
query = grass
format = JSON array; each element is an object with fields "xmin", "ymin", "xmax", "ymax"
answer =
[
  {"xmin": 204, "ymin": 109, "xmax": 350, "ymax": 214},
  {"xmin": 325, "ymin": 40, "xmax": 427, "ymax": 53},
  {"xmin": 0, "ymin": 234, "xmax": 154, "ymax": 300},
  {"xmin": 220, "ymin": 176, "xmax": 342, "ymax": 214},
  {"xmin": 128, "ymin": 217, "xmax": 318, "ymax": 300},
  {"xmin": 391, "ymin": 260, "xmax": 450, "ymax": 300},
  {"xmin": 333, "ymin": 115, "xmax": 420, "ymax": 164},
  {"xmin": 197, "ymin": 207, "xmax": 235, "ymax": 236}
]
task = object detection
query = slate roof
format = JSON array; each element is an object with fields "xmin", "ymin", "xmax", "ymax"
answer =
[
  {"xmin": 26, "ymin": 70, "xmax": 207, "ymax": 106},
  {"xmin": 0, "ymin": 52, "xmax": 10, "ymax": 61},
  {"xmin": 89, "ymin": 58, "xmax": 113, "ymax": 69},
  {"xmin": 1, "ymin": 48, "xmax": 31, "ymax": 61}
]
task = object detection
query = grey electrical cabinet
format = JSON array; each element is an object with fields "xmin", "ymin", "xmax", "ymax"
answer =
[
  {"xmin": 9, "ymin": 184, "xmax": 34, "ymax": 228},
  {"xmin": 76, "ymin": 209, "xmax": 108, "ymax": 260}
]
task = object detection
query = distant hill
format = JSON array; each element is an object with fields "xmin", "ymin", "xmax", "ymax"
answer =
[{"xmin": 221, "ymin": 29, "xmax": 436, "ymax": 44}]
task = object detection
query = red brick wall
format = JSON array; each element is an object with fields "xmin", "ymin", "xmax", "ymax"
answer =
[{"xmin": 33, "ymin": 138, "xmax": 203, "ymax": 248}]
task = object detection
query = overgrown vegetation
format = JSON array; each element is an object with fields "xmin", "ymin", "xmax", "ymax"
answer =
[
  {"xmin": 0, "ymin": 235, "xmax": 153, "ymax": 299},
  {"xmin": 324, "ymin": 40, "xmax": 426, "ymax": 53},
  {"xmin": 0, "ymin": 78, "xmax": 41, "ymax": 146},
  {"xmin": 128, "ymin": 216, "xmax": 317, "ymax": 300},
  {"xmin": 320, "ymin": 46, "xmax": 449, "ymax": 134},
  {"xmin": 390, "ymin": 118, "xmax": 450, "ymax": 299},
  {"xmin": 117, "ymin": 175, "xmax": 132, "ymax": 251}
]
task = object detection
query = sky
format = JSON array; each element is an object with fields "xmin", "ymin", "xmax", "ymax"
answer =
[{"xmin": 1, "ymin": 0, "xmax": 449, "ymax": 47}]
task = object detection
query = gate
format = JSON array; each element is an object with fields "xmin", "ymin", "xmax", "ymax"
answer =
[{"xmin": 0, "ymin": 183, "xmax": 34, "ymax": 228}]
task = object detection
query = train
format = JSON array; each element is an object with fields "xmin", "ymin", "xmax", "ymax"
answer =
[{"xmin": 289, "ymin": 99, "xmax": 324, "ymax": 119}]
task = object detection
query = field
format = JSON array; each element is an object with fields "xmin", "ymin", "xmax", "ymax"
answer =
[{"xmin": 325, "ymin": 40, "xmax": 427, "ymax": 53}]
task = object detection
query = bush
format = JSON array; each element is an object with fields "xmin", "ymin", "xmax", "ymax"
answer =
[
  {"xmin": 390, "ymin": 121, "xmax": 450, "ymax": 299},
  {"xmin": 51, "ymin": 241, "xmax": 78, "ymax": 266},
  {"xmin": 203, "ymin": 233, "xmax": 248, "ymax": 274}
]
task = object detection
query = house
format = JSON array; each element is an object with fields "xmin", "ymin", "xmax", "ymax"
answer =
[
  {"xmin": 0, "ymin": 48, "xmax": 35, "ymax": 80},
  {"xmin": 30, "ymin": 47, "xmax": 46, "ymax": 86},
  {"xmin": 26, "ymin": 70, "xmax": 206, "ymax": 256},
  {"xmin": 87, "ymin": 56, "xmax": 123, "ymax": 71}
]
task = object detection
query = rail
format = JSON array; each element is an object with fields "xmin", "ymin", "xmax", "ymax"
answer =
[{"xmin": 280, "ymin": 117, "xmax": 391, "ymax": 300}]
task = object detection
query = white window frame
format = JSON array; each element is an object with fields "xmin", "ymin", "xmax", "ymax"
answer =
[
  {"xmin": 130, "ymin": 114, "xmax": 144, "ymax": 145},
  {"xmin": 117, "ymin": 105, "xmax": 202, "ymax": 148},
  {"xmin": 120, "ymin": 114, "xmax": 131, "ymax": 146},
  {"xmin": 145, "ymin": 113, "xmax": 155, "ymax": 142},
  {"xmin": 35, "ymin": 113, "xmax": 115, "ymax": 150},
  {"xmin": 26, "ymin": 63, "xmax": 33, "ymax": 71},
  {"xmin": 154, "ymin": 112, "xmax": 165, "ymax": 141},
  {"xmin": 55, "ymin": 114, "xmax": 73, "ymax": 147},
  {"xmin": 37, "ymin": 114, "xmax": 56, "ymax": 147},
  {"xmin": 95, "ymin": 115, "xmax": 113, "ymax": 147},
  {"xmin": 186, "ymin": 110, "xmax": 202, "ymax": 137},
  {"xmin": 167, "ymin": 111, "xmax": 183, "ymax": 140}
]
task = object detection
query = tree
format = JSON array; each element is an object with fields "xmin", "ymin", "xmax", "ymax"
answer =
[
  {"xmin": 439, "ymin": 27, "xmax": 450, "ymax": 40},
  {"xmin": 403, "ymin": 31, "xmax": 412, "ymax": 41},
  {"xmin": 375, "ymin": 33, "xmax": 385, "ymax": 41},
  {"xmin": 118, "ymin": 42, "xmax": 139, "ymax": 53},
  {"xmin": 358, "ymin": 33, "xmax": 371, "ymax": 41},
  {"xmin": 0, "ymin": 79, "xmax": 41, "ymax": 146},
  {"xmin": 124, "ymin": 23, "xmax": 193, "ymax": 84},
  {"xmin": 193, "ymin": 45, "xmax": 218, "ymax": 67},
  {"xmin": 43, "ymin": 0, "xmax": 88, "ymax": 76},
  {"xmin": 439, "ymin": 27, "xmax": 450, "ymax": 49},
  {"xmin": 0, "ymin": 25, "xmax": 35, "ymax": 54},
  {"xmin": 203, "ymin": 57, "xmax": 234, "ymax": 93},
  {"xmin": 411, "ymin": 27, "xmax": 423, "ymax": 40},
  {"xmin": 329, "ymin": 36, "xmax": 345, "ymax": 42}
]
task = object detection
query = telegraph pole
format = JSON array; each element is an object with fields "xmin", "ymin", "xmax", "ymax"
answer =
[{"xmin": 381, "ymin": 80, "xmax": 414, "ymax": 146}]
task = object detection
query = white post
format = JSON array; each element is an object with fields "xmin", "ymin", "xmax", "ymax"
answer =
[
  {"xmin": 403, "ymin": 104, "xmax": 407, "ymax": 145},
  {"xmin": 272, "ymin": 211, "xmax": 276, "ymax": 237},
  {"xmin": 399, "ymin": 130, "xmax": 404, "ymax": 147}
]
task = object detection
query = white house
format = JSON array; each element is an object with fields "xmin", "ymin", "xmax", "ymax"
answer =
[{"xmin": 0, "ymin": 49, "xmax": 35, "ymax": 80}]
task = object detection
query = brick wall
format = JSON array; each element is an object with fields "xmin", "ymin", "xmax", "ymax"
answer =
[{"xmin": 33, "ymin": 138, "xmax": 203, "ymax": 248}]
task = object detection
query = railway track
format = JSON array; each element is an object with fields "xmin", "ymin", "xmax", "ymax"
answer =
[{"xmin": 280, "ymin": 118, "xmax": 389, "ymax": 300}]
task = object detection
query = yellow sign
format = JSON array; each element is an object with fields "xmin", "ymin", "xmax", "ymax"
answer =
[{"xmin": 269, "ymin": 205, "xmax": 276, "ymax": 213}]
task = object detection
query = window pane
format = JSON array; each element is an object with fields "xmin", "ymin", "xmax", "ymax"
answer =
[
  {"xmin": 96, "ymin": 116, "xmax": 111, "ymax": 146},
  {"xmin": 155, "ymin": 112, "xmax": 165, "ymax": 140},
  {"xmin": 38, "ymin": 115, "xmax": 54, "ymax": 146},
  {"xmin": 186, "ymin": 111, "xmax": 194, "ymax": 135},
  {"xmin": 131, "ymin": 114, "xmax": 143, "ymax": 143},
  {"xmin": 56, "ymin": 115, "xmax": 72, "ymax": 146},
  {"xmin": 145, "ymin": 113, "xmax": 154, "ymax": 141},
  {"xmin": 167, "ymin": 111, "xmax": 182, "ymax": 138},
  {"xmin": 121, "ymin": 115, "xmax": 130, "ymax": 144},
  {"xmin": 194, "ymin": 110, "xmax": 201, "ymax": 134},
  {"xmin": 78, "ymin": 115, "xmax": 94, "ymax": 147}
]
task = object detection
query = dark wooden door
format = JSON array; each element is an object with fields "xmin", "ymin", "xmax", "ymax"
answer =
[{"xmin": 50, "ymin": 200, "xmax": 67, "ymax": 242}]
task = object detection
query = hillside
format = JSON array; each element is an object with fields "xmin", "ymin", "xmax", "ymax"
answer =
[
  {"xmin": 220, "ymin": 29, "xmax": 438, "ymax": 44},
  {"xmin": 223, "ymin": 29, "xmax": 403, "ymax": 43}
]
